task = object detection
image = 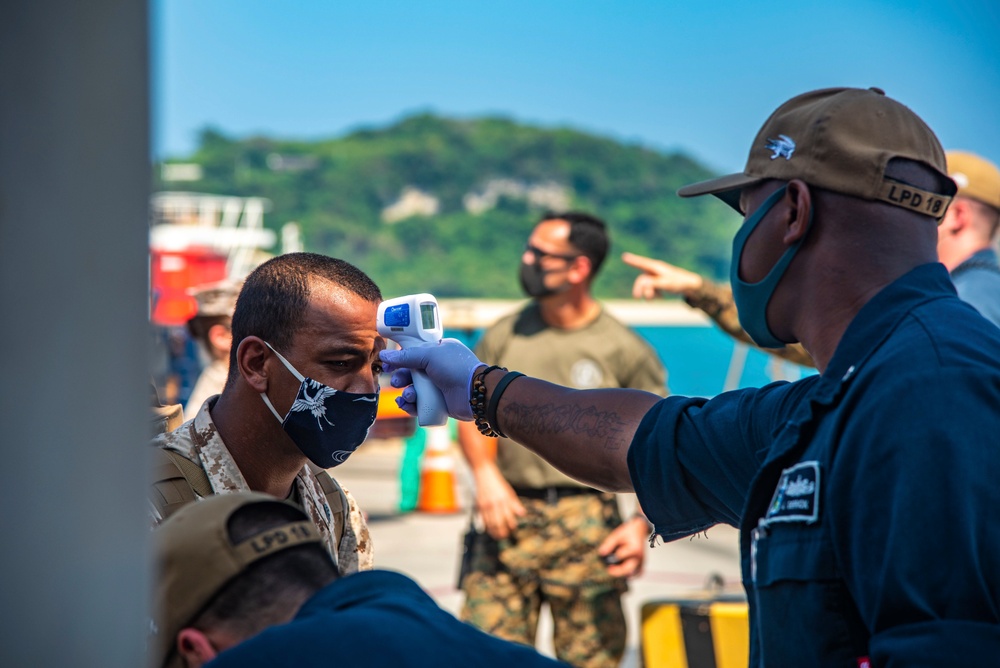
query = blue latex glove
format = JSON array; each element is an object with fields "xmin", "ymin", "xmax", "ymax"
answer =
[{"xmin": 380, "ymin": 338, "xmax": 484, "ymax": 421}]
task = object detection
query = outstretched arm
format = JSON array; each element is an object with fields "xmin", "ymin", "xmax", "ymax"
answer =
[
  {"xmin": 482, "ymin": 367, "xmax": 661, "ymax": 492},
  {"xmin": 622, "ymin": 252, "xmax": 816, "ymax": 368},
  {"xmin": 380, "ymin": 341, "xmax": 662, "ymax": 492}
]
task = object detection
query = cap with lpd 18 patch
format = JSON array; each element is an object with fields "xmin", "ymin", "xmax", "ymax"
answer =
[
  {"xmin": 151, "ymin": 493, "xmax": 321, "ymax": 668},
  {"xmin": 678, "ymin": 87, "xmax": 957, "ymax": 219}
]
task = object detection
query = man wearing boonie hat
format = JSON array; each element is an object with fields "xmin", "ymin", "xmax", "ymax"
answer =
[
  {"xmin": 937, "ymin": 150, "xmax": 1000, "ymax": 326},
  {"xmin": 151, "ymin": 493, "xmax": 568, "ymax": 668},
  {"xmin": 184, "ymin": 278, "xmax": 242, "ymax": 417},
  {"xmin": 378, "ymin": 87, "xmax": 1000, "ymax": 666}
]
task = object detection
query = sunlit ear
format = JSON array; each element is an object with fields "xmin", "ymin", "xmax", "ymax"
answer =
[
  {"xmin": 569, "ymin": 254, "xmax": 593, "ymax": 284},
  {"xmin": 236, "ymin": 336, "xmax": 270, "ymax": 393},
  {"xmin": 176, "ymin": 628, "xmax": 218, "ymax": 668},
  {"xmin": 783, "ymin": 179, "xmax": 814, "ymax": 245},
  {"xmin": 943, "ymin": 199, "xmax": 969, "ymax": 234}
]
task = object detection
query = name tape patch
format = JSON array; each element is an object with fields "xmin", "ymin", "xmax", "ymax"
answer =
[
  {"xmin": 762, "ymin": 461, "xmax": 821, "ymax": 526},
  {"xmin": 233, "ymin": 520, "xmax": 320, "ymax": 564},
  {"xmin": 878, "ymin": 182, "xmax": 951, "ymax": 220}
]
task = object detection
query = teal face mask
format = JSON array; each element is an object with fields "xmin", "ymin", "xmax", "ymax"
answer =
[{"xmin": 730, "ymin": 185, "xmax": 812, "ymax": 349}]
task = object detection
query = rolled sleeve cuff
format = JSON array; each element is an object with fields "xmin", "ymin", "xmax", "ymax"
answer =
[{"xmin": 627, "ymin": 398, "xmax": 718, "ymax": 541}]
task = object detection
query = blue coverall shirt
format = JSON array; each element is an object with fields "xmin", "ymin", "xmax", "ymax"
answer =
[
  {"xmin": 950, "ymin": 247, "xmax": 1000, "ymax": 328},
  {"xmin": 206, "ymin": 570, "xmax": 568, "ymax": 667},
  {"xmin": 628, "ymin": 263, "xmax": 1000, "ymax": 667}
]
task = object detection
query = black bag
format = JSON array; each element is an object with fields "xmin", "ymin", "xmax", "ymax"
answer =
[{"xmin": 457, "ymin": 520, "xmax": 500, "ymax": 589}]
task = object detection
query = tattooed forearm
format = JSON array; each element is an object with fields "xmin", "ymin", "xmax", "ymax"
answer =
[{"xmin": 504, "ymin": 400, "xmax": 632, "ymax": 451}]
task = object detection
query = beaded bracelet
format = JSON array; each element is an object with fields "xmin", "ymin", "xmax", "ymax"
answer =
[
  {"xmin": 486, "ymin": 371, "xmax": 524, "ymax": 439},
  {"xmin": 470, "ymin": 365, "xmax": 505, "ymax": 437}
]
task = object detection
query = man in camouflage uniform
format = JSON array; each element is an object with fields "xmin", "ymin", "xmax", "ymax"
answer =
[
  {"xmin": 457, "ymin": 212, "xmax": 668, "ymax": 667},
  {"xmin": 150, "ymin": 253, "xmax": 385, "ymax": 574},
  {"xmin": 184, "ymin": 278, "xmax": 242, "ymax": 417}
]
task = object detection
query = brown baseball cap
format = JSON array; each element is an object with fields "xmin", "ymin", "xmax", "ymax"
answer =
[
  {"xmin": 678, "ymin": 87, "xmax": 957, "ymax": 220},
  {"xmin": 947, "ymin": 150, "xmax": 1000, "ymax": 210},
  {"xmin": 151, "ymin": 493, "xmax": 322, "ymax": 668}
]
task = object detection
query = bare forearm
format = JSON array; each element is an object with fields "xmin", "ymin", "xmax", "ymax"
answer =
[
  {"xmin": 456, "ymin": 419, "xmax": 498, "ymax": 473},
  {"xmin": 483, "ymin": 370, "xmax": 661, "ymax": 492}
]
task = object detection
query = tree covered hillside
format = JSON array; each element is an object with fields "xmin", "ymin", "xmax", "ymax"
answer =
[{"xmin": 157, "ymin": 114, "xmax": 739, "ymax": 298}]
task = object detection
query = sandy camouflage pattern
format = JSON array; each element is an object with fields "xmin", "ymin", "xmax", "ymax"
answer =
[
  {"xmin": 685, "ymin": 279, "xmax": 815, "ymax": 368},
  {"xmin": 461, "ymin": 493, "xmax": 627, "ymax": 668},
  {"xmin": 150, "ymin": 399, "xmax": 373, "ymax": 573}
]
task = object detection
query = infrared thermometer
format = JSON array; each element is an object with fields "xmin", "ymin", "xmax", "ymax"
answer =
[{"xmin": 377, "ymin": 293, "xmax": 448, "ymax": 426}]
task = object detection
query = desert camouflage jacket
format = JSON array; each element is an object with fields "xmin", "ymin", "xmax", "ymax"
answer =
[{"xmin": 150, "ymin": 397, "xmax": 373, "ymax": 574}]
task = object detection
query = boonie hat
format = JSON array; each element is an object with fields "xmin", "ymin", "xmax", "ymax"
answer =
[
  {"xmin": 152, "ymin": 493, "xmax": 321, "ymax": 668},
  {"xmin": 188, "ymin": 278, "xmax": 243, "ymax": 319},
  {"xmin": 947, "ymin": 150, "xmax": 1000, "ymax": 211},
  {"xmin": 678, "ymin": 87, "xmax": 957, "ymax": 220}
]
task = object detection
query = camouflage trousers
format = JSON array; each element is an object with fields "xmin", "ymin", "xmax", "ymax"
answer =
[{"xmin": 460, "ymin": 492, "xmax": 627, "ymax": 668}]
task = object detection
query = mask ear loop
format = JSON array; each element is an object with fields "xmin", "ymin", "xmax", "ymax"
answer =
[{"xmin": 260, "ymin": 341, "xmax": 307, "ymax": 422}]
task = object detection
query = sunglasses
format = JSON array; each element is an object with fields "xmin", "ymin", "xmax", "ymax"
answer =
[{"xmin": 524, "ymin": 244, "xmax": 580, "ymax": 262}]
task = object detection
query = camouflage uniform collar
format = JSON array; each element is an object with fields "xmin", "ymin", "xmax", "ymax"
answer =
[{"xmin": 168, "ymin": 398, "xmax": 342, "ymax": 569}]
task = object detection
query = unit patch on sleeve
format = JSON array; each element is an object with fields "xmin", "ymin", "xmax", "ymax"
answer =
[{"xmin": 762, "ymin": 461, "xmax": 820, "ymax": 526}]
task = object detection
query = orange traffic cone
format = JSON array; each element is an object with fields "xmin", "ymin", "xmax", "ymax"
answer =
[{"xmin": 416, "ymin": 423, "xmax": 460, "ymax": 513}]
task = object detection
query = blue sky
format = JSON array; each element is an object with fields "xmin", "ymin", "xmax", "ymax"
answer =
[{"xmin": 154, "ymin": 0, "xmax": 1000, "ymax": 175}]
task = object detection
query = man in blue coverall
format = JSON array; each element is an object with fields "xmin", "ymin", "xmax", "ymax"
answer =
[
  {"xmin": 151, "ymin": 493, "xmax": 567, "ymax": 668},
  {"xmin": 937, "ymin": 150, "xmax": 1000, "ymax": 327},
  {"xmin": 381, "ymin": 87, "xmax": 1000, "ymax": 667}
]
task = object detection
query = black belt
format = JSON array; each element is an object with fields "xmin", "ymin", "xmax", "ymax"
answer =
[{"xmin": 512, "ymin": 486, "xmax": 602, "ymax": 504}]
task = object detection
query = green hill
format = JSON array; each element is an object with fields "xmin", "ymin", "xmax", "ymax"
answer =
[{"xmin": 157, "ymin": 114, "xmax": 739, "ymax": 299}]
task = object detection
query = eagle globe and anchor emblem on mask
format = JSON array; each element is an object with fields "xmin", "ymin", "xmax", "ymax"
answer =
[{"xmin": 261, "ymin": 343, "xmax": 380, "ymax": 468}]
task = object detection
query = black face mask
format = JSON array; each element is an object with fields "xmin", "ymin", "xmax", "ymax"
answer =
[
  {"xmin": 260, "ymin": 342, "xmax": 379, "ymax": 468},
  {"xmin": 519, "ymin": 261, "xmax": 575, "ymax": 298}
]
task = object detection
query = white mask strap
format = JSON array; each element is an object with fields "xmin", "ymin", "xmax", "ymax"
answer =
[
  {"xmin": 260, "ymin": 341, "xmax": 306, "ymax": 423},
  {"xmin": 260, "ymin": 392, "xmax": 285, "ymax": 423},
  {"xmin": 263, "ymin": 341, "xmax": 306, "ymax": 382}
]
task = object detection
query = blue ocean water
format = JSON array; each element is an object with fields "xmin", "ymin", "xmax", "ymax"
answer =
[{"xmin": 446, "ymin": 325, "xmax": 816, "ymax": 398}]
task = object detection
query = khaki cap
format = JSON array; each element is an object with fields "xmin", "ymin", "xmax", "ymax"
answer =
[
  {"xmin": 679, "ymin": 87, "xmax": 957, "ymax": 220},
  {"xmin": 152, "ymin": 493, "xmax": 321, "ymax": 668},
  {"xmin": 188, "ymin": 279, "xmax": 242, "ymax": 318},
  {"xmin": 947, "ymin": 150, "xmax": 1000, "ymax": 210}
]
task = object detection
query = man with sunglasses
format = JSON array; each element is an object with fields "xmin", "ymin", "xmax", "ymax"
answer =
[{"xmin": 456, "ymin": 212, "xmax": 667, "ymax": 667}]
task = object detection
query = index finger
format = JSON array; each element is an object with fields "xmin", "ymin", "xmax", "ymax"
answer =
[{"xmin": 621, "ymin": 252, "xmax": 662, "ymax": 272}]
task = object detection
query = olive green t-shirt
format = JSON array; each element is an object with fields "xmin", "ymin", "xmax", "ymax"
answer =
[{"xmin": 476, "ymin": 303, "xmax": 669, "ymax": 488}]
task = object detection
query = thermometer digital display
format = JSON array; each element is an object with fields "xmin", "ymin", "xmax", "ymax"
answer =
[{"xmin": 376, "ymin": 293, "xmax": 448, "ymax": 426}]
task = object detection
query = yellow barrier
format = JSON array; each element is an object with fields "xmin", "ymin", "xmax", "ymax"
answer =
[{"xmin": 640, "ymin": 598, "xmax": 749, "ymax": 668}]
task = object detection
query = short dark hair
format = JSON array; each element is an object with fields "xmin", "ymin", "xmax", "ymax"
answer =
[
  {"xmin": 190, "ymin": 501, "xmax": 337, "ymax": 640},
  {"xmin": 227, "ymin": 253, "xmax": 382, "ymax": 385},
  {"xmin": 540, "ymin": 211, "xmax": 610, "ymax": 277}
]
